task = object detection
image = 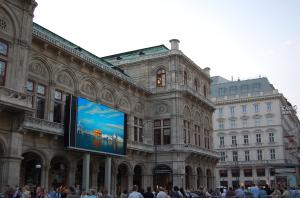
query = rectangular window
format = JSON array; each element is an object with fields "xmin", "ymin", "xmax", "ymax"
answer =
[
  {"xmin": 244, "ymin": 169, "xmax": 252, "ymax": 177},
  {"xmin": 219, "ymin": 170, "xmax": 228, "ymax": 177},
  {"xmin": 219, "ymin": 88, "xmax": 226, "ymax": 96},
  {"xmin": 220, "ymin": 136, "xmax": 224, "ymax": 146},
  {"xmin": 267, "ymin": 102, "xmax": 272, "ymax": 111},
  {"xmin": 270, "ymin": 149, "xmax": 276, "ymax": 160},
  {"xmin": 254, "ymin": 118, "xmax": 260, "ymax": 127},
  {"xmin": 232, "ymin": 136, "xmax": 237, "ymax": 145},
  {"xmin": 232, "ymin": 151, "xmax": 238, "ymax": 161},
  {"xmin": 154, "ymin": 129, "xmax": 161, "ymax": 145},
  {"xmin": 0, "ymin": 39, "xmax": 8, "ymax": 56},
  {"xmin": 194, "ymin": 125, "xmax": 201, "ymax": 146},
  {"xmin": 184, "ymin": 120, "xmax": 190, "ymax": 144},
  {"xmin": 36, "ymin": 97, "xmax": 45, "ymax": 119},
  {"xmin": 37, "ymin": 84, "xmax": 46, "ymax": 95},
  {"xmin": 229, "ymin": 86, "xmax": 237, "ymax": 95},
  {"xmin": 220, "ymin": 152, "xmax": 226, "ymax": 162},
  {"xmin": 230, "ymin": 106, "xmax": 235, "ymax": 115},
  {"xmin": 242, "ymin": 105, "xmax": 247, "ymax": 113},
  {"xmin": 267, "ymin": 117, "xmax": 273, "ymax": 125},
  {"xmin": 54, "ymin": 90, "xmax": 62, "ymax": 100},
  {"xmin": 254, "ymin": 104, "xmax": 259, "ymax": 113},
  {"xmin": 154, "ymin": 119, "xmax": 170, "ymax": 145},
  {"xmin": 218, "ymin": 107, "xmax": 223, "ymax": 115},
  {"xmin": 256, "ymin": 134, "xmax": 261, "ymax": 143},
  {"xmin": 245, "ymin": 150, "xmax": 250, "ymax": 161},
  {"xmin": 231, "ymin": 169, "xmax": 240, "ymax": 177},
  {"xmin": 244, "ymin": 135, "xmax": 249, "ymax": 145},
  {"xmin": 219, "ymin": 120, "xmax": 224, "ymax": 129},
  {"xmin": 256, "ymin": 168, "xmax": 265, "ymax": 177},
  {"xmin": 269, "ymin": 133, "xmax": 274, "ymax": 143},
  {"xmin": 26, "ymin": 80, "xmax": 34, "ymax": 92},
  {"xmin": 257, "ymin": 150, "xmax": 262, "ymax": 160},
  {"xmin": 0, "ymin": 60, "xmax": 7, "ymax": 85},
  {"xmin": 230, "ymin": 120, "xmax": 236, "ymax": 128},
  {"xmin": 134, "ymin": 117, "xmax": 143, "ymax": 142}
]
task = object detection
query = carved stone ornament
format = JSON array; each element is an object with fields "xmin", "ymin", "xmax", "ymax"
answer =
[
  {"xmin": 154, "ymin": 103, "xmax": 168, "ymax": 114},
  {"xmin": 57, "ymin": 72, "xmax": 73, "ymax": 88},
  {"xmin": 80, "ymin": 82, "xmax": 95, "ymax": 96},
  {"xmin": 29, "ymin": 62, "xmax": 48, "ymax": 79},
  {"xmin": 119, "ymin": 98, "xmax": 129, "ymax": 109},
  {"xmin": 101, "ymin": 90, "xmax": 113, "ymax": 103}
]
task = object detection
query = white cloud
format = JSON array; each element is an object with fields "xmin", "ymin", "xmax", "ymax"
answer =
[{"xmin": 106, "ymin": 124, "xmax": 123, "ymax": 130}]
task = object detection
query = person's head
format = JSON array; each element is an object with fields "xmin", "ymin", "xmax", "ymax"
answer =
[
  {"xmin": 123, "ymin": 189, "xmax": 128, "ymax": 194},
  {"xmin": 132, "ymin": 185, "xmax": 138, "ymax": 192},
  {"xmin": 147, "ymin": 187, "xmax": 151, "ymax": 192},
  {"xmin": 173, "ymin": 186, "xmax": 179, "ymax": 191},
  {"xmin": 159, "ymin": 187, "xmax": 164, "ymax": 192}
]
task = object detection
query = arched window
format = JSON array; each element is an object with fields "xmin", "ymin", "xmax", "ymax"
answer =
[
  {"xmin": 194, "ymin": 79, "xmax": 198, "ymax": 91},
  {"xmin": 183, "ymin": 71, "xmax": 187, "ymax": 85},
  {"xmin": 156, "ymin": 69, "xmax": 166, "ymax": 87}
]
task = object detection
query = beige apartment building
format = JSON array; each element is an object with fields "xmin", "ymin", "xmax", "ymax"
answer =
[
  {"xmin": 0, "ymin": 0, "xmax": 218, "ymax": 195},
  {"xmin": 211, "ymin": 76, "xmax": 300, "ymax": 188}
]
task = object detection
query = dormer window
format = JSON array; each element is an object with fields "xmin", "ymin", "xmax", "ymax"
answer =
[{"xmin": 156, "ymin": 69, "xmax": 166, "ymax": 87}]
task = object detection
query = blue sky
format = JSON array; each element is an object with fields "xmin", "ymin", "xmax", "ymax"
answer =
[
  {"xmin": 77, "ymin": 97, "xmax": 125, "ymax": 138},
  {"xmin": 34, "ymin": 0, "xmax": 300, "ymax": 115}
]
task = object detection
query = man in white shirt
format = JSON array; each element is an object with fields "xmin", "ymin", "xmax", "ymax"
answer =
[
  {"xmin": 156, "ymin": 187, "xmax": 167, "ymax": 198},
  {"xmin": 128, "ymin": 185, "xmax": 144, "ymax": 198}
]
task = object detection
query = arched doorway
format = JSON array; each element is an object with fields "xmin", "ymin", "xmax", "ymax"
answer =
[
  {"xmin": 20, "ymin": 152, "xmax": 43, "ymax": 187},
  {"xmin": 197, "ymin": 167, "xmax": 203, "ymax": 188},
  {"xmin": 117, "ymin": 163, "xmax": 129, "ymax": 196},
  {"xmin": 206, "ymin": 169, "xmax": 213, "ymax": 190},
  {"xmin": 185, "ymin": 166, "xmax": 192, "ymax": 190},
  {"xmin": 49, "ymin": 156, "xmax": 68, "ymax": 188},
  {"xmin": 153, "ymin": 164, "xmax": 172, "ymax": 190},
  {"xmin": 133, "ymin": 165, "xmax": 142, "ymax": 189}
]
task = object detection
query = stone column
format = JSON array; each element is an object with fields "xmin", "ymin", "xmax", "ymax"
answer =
[
  {"xmin": 42, "ymin": 165, "xmax": 50, "ymax": 190},
  {"xmin": 2, "ymin": 156, "xmax": 23, "ymax": 187},
  {"xmin": 82, "ymin": 153, "xmax": 90, "ymax": 191},
  {"xmin": 68, "ymin": 162, "xmax": 76, "ymax": 188},
  {"xmin": 128, "ymin": 172, "xmax": 133, "ymax": 192},
  {"xmin": 105, "ymin": 157, "xmax": 112, "ymax": 194}
]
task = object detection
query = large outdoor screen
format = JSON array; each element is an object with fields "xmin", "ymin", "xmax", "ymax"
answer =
[{"xmin": 64, "ymin": 96, "xmax": 127, "ymax": 156}]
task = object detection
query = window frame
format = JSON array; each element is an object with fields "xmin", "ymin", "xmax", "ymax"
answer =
[
  {"xmin": 0, "ymin": 39, "xmax": 9, "ymax": 56},
  {"xmin": 0, "ymin": 59, "xmax": 7, "ymax": 86},
  {"xmin": 156, "ymin": 69, "xmax": 166, "ymax": 87}
]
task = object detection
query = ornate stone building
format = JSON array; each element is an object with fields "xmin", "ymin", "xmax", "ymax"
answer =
[
  {"xmin": 211, "ymin": 76, "xmax": 300, "ymax": 188},
  {"xmin": 0, "ymin": 0, "xmax": 218, "ymax": 195}
]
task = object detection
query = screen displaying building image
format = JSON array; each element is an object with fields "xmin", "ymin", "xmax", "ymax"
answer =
[{"xmin": 72, "ymin": 97, "xmax": 126, "ymax": 155}]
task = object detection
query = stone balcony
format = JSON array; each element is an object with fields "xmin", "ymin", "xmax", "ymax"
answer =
[
  {"xmin": 23, "ymin": 116, "xmax": 64, "ymax": 136},
  {"xmin": 217, "ymin": 159, "xmax": 285, "ymax": 167},
  {"xmin": 127, "ymin": 140, "xmax": 153, "ymax": 153},
  {"xmin": 0, "ymin": 87, "xmax": 33, "ymax": 112}
]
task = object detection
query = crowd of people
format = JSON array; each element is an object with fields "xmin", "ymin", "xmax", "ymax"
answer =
[{"xmin": 1, "ymin": 184, "xmax": 300, "ymax": 198}]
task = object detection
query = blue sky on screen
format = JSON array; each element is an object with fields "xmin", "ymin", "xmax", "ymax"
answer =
[{"xmin": 77, "ymin": 97, "xmax": 125, "ymax": 137}]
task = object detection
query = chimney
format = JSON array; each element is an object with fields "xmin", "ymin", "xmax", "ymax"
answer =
[
  {"xmin": 203, "ymin": 67, "xmax": 210, "ymax": 76},
  {"xmin": 169, "ymin": 39, "xmax": 180, "ymax": 50}
]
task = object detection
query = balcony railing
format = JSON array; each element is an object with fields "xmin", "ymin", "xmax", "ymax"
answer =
[
  {"xmin": 23, "ymin": 116, "xmax": 64, "ymax": 135},
  {"xmin": 0, "ymin": 87, "xmax": 33, "ymax": 111},
  {"xmin": 127, "ymin": 140, "xmax": 153, "ymax": 153}
]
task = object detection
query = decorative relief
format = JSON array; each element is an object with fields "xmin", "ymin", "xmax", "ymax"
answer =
[
  {"xmin": 29, "ymin": 62, "xmax": 48, "ymax": 79},
  {"xmin": 102, "ymin": 90, "xmax": 113, "ymax": 103},
  {"xmin": 118, "ymin": 97, "xmax": 129, "ymax": 110},
  {"xmin": 80, "ymin": 82, "xmax": 95, "ymax": 97},
  {"xmin": 57, "ymin": 72, "xmax": 74, "ymax": 89},
  {"xmin": 154, "ymin": 103, "xmax": 169, "ymax": 115}
]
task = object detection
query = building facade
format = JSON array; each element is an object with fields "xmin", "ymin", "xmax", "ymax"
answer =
[
  {"xmin": 0, "ymin": 0, "xmax": 218, "ymax": 195},
  {"xmin": 211, "ymin": 76, "xmax": 300, "ymax": 188}
]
